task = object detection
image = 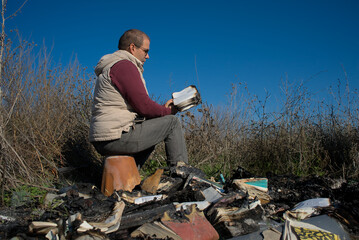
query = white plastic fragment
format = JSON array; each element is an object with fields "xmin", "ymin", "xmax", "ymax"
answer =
[
  {"xmin": 77, "ymin": 221, "xmax": 94, "ymax": 233},
  {"xmin": 174, "ymin": 201, "xmax": 211, "ymax": 211},
  {"xmin": 0, "ymin": 215, "xmax": 16, "ymax": 222},
  {"xmin": 292, "ymin": 198, "xmax": 331, "ymax": 210},
  {"xmin": 45, "ymin": 230, "xmax": 59, "ymax": 240},
  {"xmin": 134, "ymin": 195, "xmax": 163, "ymax": 204}
]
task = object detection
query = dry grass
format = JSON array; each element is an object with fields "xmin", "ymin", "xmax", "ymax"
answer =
[
  {"xmin": 0, "ymin": 34, "xmax": 358, "ymax": 204},
  {"xmin": 0, "ymin": 36, "xmax": 100, "ymax": 194},
  {"xmin": 181, "ymin": 79, "xmax": 359, "ymax": 180}
]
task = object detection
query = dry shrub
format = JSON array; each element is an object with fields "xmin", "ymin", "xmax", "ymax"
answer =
[
  {"xmin": 1, "ymin": 33, "xmax": 358, "ymax": 194},
  {"xmin": 0, "ymin": 35, "xmax": 98, "ymax": 190},
  {"xmin": 182, "ymin": 79, "xmax": 359, "ymax": 180}
]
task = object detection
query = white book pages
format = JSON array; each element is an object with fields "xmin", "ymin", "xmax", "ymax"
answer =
[
  {"xmin": 173, "ymin": 86, "xmax": 197, "ymax": 105},
  {"xmin": 172, "ymin": 85, "xmax": 201, "ymax": 111}
]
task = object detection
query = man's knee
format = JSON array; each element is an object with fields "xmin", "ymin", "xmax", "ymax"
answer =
[
  {"xmin": 163, "ymin": 115, "xmax": 181, "ymax": 129},
  {"xmin": 162, "ymin": 115, "xmax": 178, "ymax": 121}
]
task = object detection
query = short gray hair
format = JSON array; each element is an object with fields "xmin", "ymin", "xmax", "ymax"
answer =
[{"xmin": 118, "ymin": 29, "xmax": 150, "ymax": 50}]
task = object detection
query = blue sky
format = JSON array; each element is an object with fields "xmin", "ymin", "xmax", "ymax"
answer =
[{"xmin": 6, "ymin": 0, "xmax": 359, "ymax": 108}]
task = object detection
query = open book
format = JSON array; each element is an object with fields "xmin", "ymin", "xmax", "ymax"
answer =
[{"xmin": 172, "ymin": 85, "xmax": 201, "ymax": 112}]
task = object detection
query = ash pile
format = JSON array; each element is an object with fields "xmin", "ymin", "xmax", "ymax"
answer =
[{"xmin": 1, "ymin": 162, "xmax": 359, "ymax": 240}]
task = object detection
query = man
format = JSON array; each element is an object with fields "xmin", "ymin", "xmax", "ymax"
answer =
[{"xmin": 89, "ymin": 29, "xmax": 188, "ymax": 168}]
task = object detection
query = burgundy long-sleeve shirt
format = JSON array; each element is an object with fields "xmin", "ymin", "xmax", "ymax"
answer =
[{"xmin": 110, "ymin": 60, "xmax": 171, "ymax": 119}]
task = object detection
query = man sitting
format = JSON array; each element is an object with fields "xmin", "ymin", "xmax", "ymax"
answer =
[{"xmin": 89, "ymin": 29, "xmax": 188, "ymax": 168}]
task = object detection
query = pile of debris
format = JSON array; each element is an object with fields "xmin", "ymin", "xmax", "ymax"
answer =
[{"xmin": 1, "ymin": 163, "xmax": 359, "ymax": 240}]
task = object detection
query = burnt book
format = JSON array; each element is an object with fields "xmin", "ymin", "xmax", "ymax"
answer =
[{"xmin": 172, "ymin": 85, "xmax": 201, "ymax": 112}]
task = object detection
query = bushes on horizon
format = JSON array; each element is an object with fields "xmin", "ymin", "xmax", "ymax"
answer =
[
  {"xmin": 0, "ymin": 36, "xmax": 98, "ymax": 190},
  {"xmin": 182, "ymin": 80, "xmax": 359, "ymax": 179},
  {"xmin": 0, "ymin": 35, "xmax": 358, "ymax": 197}
]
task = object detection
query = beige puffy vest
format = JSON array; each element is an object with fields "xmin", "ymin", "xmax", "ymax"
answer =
[{"xmin": 89, "ymin": 50, "xmax": 148, "ymax": 142}]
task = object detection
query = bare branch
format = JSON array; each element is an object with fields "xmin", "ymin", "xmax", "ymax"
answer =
[{"xmin": 5, "ymin": 0, "xmax": 28, "ymax": 20}]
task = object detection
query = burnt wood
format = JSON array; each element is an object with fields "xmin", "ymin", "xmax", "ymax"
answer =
[{"xmin": 119, "ymin": 203, "xmax": 176, "ymax": 230}]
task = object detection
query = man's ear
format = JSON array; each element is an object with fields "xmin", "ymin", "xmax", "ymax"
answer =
[{"xmin": 128, "ymin": 43, "xmax": 136, "ymax": 54}]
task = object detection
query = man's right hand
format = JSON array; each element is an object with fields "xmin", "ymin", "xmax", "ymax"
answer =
[{"xmin": 165, "ymin": 99, "xmax": 178, "ymax": 115}]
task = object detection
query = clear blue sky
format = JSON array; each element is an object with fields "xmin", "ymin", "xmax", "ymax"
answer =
[{"xmin": 6, "ymin": 0, "xmax": 359, "ymax": 108}]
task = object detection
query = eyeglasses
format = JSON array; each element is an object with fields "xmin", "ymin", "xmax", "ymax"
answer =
[
  {"xmin": 134, "ymin": 44, "xmax": 149, "ymax": 55},
  {"xmin": 138, "ymin": 46, "xmax": 149, "ymax": 55}
]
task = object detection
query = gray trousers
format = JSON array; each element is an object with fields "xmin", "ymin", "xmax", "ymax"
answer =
[{"xmin": 92, "ymin": 115, "xmax": 188, "ymax": 168}]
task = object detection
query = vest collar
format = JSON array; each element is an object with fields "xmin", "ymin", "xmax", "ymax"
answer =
[{"xmin": 116, "ymin": 50, "xmax": 144, "ymax": 73}]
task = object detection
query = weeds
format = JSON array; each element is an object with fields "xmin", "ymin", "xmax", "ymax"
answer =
[
  {"xmin": 11, "ymin": 185, "xmax": 47, "ymax": 207},
  {"xmin": 0, "ymin": 34, "xmax": 98, "ymax": 200},
  {"xmin": 0, "ymin": 31, "xmax": 358, "ymax": 206},
  {"xmin": 181, "ymin": 78, "xmax": 359, "ymax": 180}
]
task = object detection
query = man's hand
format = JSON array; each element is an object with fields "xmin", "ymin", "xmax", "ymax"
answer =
[{"xmin": 165, "ymin": 99, "xmax": 178, "ymax": 115}]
